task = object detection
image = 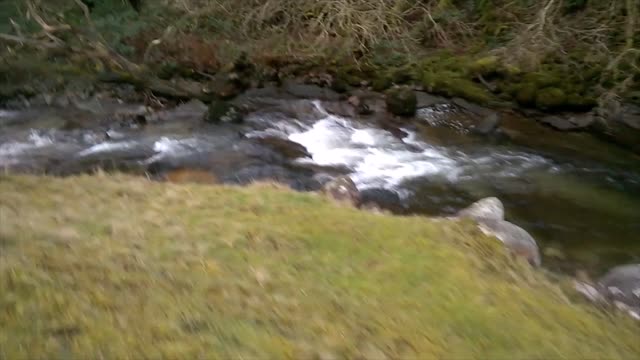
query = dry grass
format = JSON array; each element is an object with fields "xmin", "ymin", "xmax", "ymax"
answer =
[{"xmin": 1, "ymin": 174, "xmax": 639, "ymax": 358}]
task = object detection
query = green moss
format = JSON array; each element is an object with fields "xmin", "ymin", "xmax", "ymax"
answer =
[
  {"xmin": 515, "ymin": 84, "xmax": 538, "ymax": 107},
  {"xmin": 421, "ymin": 72, "xmax": 492, "ymax": 104},
  {"xmin": 468, "ymin": 56, "xmax": 501, "ymax": 76},
  {"xmin": 0, "ymin": 174, "xmax": 639, "ymax": 359},
  {"xmin": 371, "ymin": 75, "xmax": 393, "ymax": 91},
  {"xmin": 522, "ymin": 72, "xmax": 563, "ymax": 89},
  {"xmin": 385, "ymin": 86, "xmax": 417, "ymax": 116},
  {"xmin": 535, "ymin": 87, "xmax": 567, "ymax": 111},
  {"xmin": 446, "ymin": 78, "xmax": 493, "ymax": 104}
]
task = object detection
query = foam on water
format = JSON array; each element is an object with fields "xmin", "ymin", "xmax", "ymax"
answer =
[
  {"xmin": 0, "ymin": 110, "xmax": 19, "ymax": 119},
  {"xmin": 0, "ymin": 130, "xmax": 55, "ymax": 166},
  {"xmin": 77, "ymin": 141, "xmax": 138, "ymax": 157},
  {"xmin": 143, "ymin": 137, "xmax": 207, "ymax": 164},
  {"xmin": 271, "ymin": 102, "xmax": 552, "ymax": 190}
]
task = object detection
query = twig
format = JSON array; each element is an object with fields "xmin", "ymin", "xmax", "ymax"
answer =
[
  {"xmin": 0, "ymin": 32, "xmax": 61, "ymax": 48},
  {"xmin": 9, "ymin": 19, "xmax": 23, "ymax": 38},
  {"xmin": 625, "ymin": 0, "xmax": 638, "ymax": 49}
]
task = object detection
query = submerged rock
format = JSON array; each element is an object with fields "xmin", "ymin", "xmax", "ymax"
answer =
[
  {"xmin": 254, "ymin": 136, "xmax": 310, "ymax": 160},
  {"xmin": 385, "ymin": 86, "xmax": 417, "ymax": 117},
  {"xmin": 321, "ymin": 176, "xmax": 360, "ymax": 206}
]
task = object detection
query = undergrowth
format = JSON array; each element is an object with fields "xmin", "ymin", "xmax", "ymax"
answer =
[{"xmin": 1, "ymin": 0, "xmax": 639, "ymax": 108}]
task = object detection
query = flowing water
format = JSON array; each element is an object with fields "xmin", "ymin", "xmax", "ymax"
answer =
[{"xmin": 1, "ymin": 94, "xmax": 639, "ymax": 275}]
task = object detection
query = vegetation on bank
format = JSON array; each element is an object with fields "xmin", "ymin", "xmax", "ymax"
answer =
[
  {"xmin": 1, "ymin": 174, "xmax": 639, "ymax": 358},
  {"xmin": 1, "ymin": 0, "xmax": 639, "ymax": 110}
]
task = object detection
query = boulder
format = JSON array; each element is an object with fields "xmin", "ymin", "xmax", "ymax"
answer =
[
  {"xmin": 321, "ymin": 176, "xmax": 360, "ymax": 206},
  {"xmin": 476, "ymin": 218, "xmax": 542, "ymax": 267},
  {"xmin": 457, "ymin": 197, "xmax": 540, "ymax": 266},
  {"xmin": 576, "ymin": 264, "xmax": 640, "ymax": 320},
  {"xmin": 456, "ymin": 197, "xmax": 505, "ymax": 221},
  {"xmin": 591, "ymin": 103, "xmax": 640, "ymax": 153},
  {"xmin": 415, "ymin": 100, "xmax": 500, "ymax": 135},
  {"xmin": 597, "ymin": 264, "xmax": 640, "ymax": 311},
  {"xmin": 347, "ymin": 95, "xmax": 374, "ymax": 115},
  {"xmin": 359, "ymin": 188, "xmax": 403, "ymax": 212},
  {"xmin": 321, "ymin": 101, "xmax": 356, "ymax": 118},
  {"xmin": 385, "ymin": 86, "xmax": 417, "ymax": 117},
  {"xmin": 416, "ymin": 92, "xmax": 448, "ymax": 108}
]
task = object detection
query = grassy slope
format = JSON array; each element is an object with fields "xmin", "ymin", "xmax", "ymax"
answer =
[{"xmin": 0, "ymin": 175, "xmax": 639, "ymax": 359}]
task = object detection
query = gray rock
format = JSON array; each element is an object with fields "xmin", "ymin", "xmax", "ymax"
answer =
[
  {"xmin": 476, "ymin": 218, "xmax": 541, "ymax": 267},
  {"xmin": 230, "ymin": 86, "xmax": 296, "ymax": 111},
  {"xmin": 321, "ymin": 101, "xmax": 356, "ymax": 118},
  {"xmin": 457, "ymin": 197, "xmax": 505, "ymax": 221},
  {"xmin": 151, "ymin": 99, "xmax": 208, "ymax": 123},
  {"xmin": 591, "ymin": 102, "xmax": 640, "ymax": 153},
  {"xmin": 452, "ymin": 97, "xmax": 493, "ymax": 116},
  {"xmin": 539, "ymin": 113, "xmax": 595, "ymax": 131},
  {"xmin": 598, "ymin": 264, "xmax": 640, "ymax": 310},
  {"xmin": 283, "ymin": 81, "xmax": 341, "ymax": 101},
  {"xmin": 359, "ymin": 188, "xmax": 403, "ymax": 212},
  {"xmin": 321, "ymin": 176, "xmax": 360, "ymax": 206},
  {"xmin": 576, "ymin": 264, "xmax": 640, "ymax": 320},
  {"xmin": 457, "ymin": 197, "xmax": 540, "ymax": 266},
  {"xmin": 253, "ymin": 136, "xmax": 310, "ymax": 160},
  {"xmin": 416, "ymin": 92, "xmax": 448, "ymax": 108}
]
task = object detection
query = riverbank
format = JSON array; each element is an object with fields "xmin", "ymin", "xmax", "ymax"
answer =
[
  {"xmin": 1, "ymin": 174, "xmax": 639, "ymax": 358},
  {"xmin": 2, "ymin": 0, "xmax": 639, "ymax": 111}
]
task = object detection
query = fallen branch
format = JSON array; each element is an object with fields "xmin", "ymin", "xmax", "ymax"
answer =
[{"xmin": 98, "ymin": 71, "xmax": 213, "ymax": 101}]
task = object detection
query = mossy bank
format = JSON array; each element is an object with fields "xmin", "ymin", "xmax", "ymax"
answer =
[
  {"xmin": 1, "ymin": 175, "xmax": 639, "ymax": 358},
  {"xmin": 2, "ymin": 0, "xmax": 639, "ymax": 112}
]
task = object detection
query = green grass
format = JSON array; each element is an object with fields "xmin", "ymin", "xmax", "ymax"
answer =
[{"xmin": 1, "ymin": 174, "xmax": 639, "ymax": 358}]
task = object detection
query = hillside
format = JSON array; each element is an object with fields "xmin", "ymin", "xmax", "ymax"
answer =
[{"xmin": 1, "ymin": 175, "xmax": 638, "ymax": 358}]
